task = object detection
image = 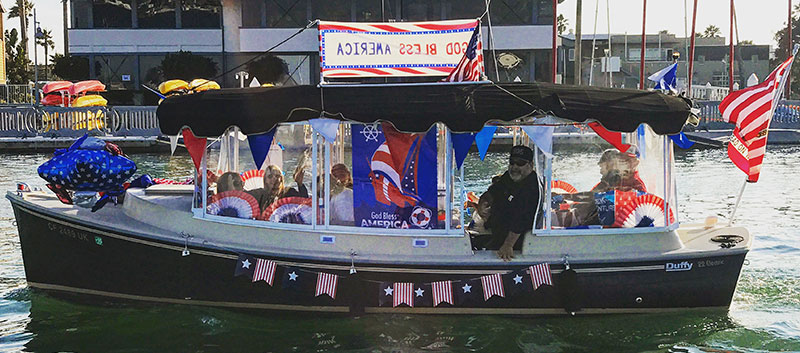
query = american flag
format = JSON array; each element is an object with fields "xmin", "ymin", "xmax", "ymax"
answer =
[
  {"xmin": 480, "ymin": 274, "xmax": 505, "ymax": 301},
  {"xmin": 393, "ymin": 282, "xmax": 414, "ymax": 307},
  {"xmin": 528, "ymin": 263, "xmax": 553, "ymax": 290},
  {"xmin": 315, "ymin": 272, "xmax": 338, "ymax": 299},
  {"xmin": 431, "ymin": 280, "xmax": 454, "ymax": 306},
  {"xmin": 252, "ymin": 258, "xmax": 277, "ymax": 285},
  {"xmin": 720, "ymin": 55, "xmax": 794, "ymax": 182},
  {"xmin": 443, "ymin": 21, "xmax": 484, "ymax": 82}
]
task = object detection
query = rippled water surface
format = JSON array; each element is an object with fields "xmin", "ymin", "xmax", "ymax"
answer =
[{"xmin": 1, "ymin": 148, "xmax": 799, "ymax": 352}]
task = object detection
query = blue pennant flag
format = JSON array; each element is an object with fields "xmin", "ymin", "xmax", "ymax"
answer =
[
  {"xmin": 648, "ymin": 63, "xmax": 678, "ymax": 92},
  {"xmin": 450, "ymin": 132, "xmax": 475, "ymax": 169},
  {"xmin": 474, "ymin": 126, "xmax": 497, "ymax": 161},
  {"xmin": 247, "ymin": 130, "xmax": 276, "ymax": 170},
  {"xmin": 669, "ymin": 132, "xmax": 695, "ymax": 149}
]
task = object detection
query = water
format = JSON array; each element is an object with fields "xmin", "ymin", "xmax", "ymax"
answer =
[{"xmin": 1, "ymin": 149, "xmax": 800, "ymax": 352}]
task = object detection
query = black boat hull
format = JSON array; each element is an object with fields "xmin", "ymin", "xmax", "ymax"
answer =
[{"xmin": 11, "ymin": 199, "xmax": 747, "ymax": 315}]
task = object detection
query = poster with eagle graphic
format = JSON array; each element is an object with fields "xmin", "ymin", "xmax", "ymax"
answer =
[{"xmin": 351, "ymin": 123, "xmax": 439, "ymax": 229}]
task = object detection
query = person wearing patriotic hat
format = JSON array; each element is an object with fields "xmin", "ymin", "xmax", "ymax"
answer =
[{"xmin": 484, "ymin": 145, "xmax": 543, "ymax": 261}]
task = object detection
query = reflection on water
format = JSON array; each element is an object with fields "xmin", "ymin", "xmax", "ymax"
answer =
[{"xmin": 1, "ymin": 149, "xmax": 799, "ymax": 352}]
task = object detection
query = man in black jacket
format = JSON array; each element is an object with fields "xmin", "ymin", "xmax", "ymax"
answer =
[{"xmin": 485, "ymin": 145, "xmax": 542, "ymax": 261}]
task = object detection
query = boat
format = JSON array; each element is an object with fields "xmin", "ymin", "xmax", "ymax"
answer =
[{"xmin": 7, "ymin": 19, "xmax": 750, "ymax": 315}]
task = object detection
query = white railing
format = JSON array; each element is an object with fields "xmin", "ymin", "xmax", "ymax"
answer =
[
  {"xmin": 691, "ymin": 84, "xmax": 729, "ymax": 101},
  {"xmin": 0, "ymin": 106, "xmax": 160, "ymax": 137}
]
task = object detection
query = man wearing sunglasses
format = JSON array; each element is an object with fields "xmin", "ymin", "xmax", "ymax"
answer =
[{"xmin": 484, "ymin": 145, "xmax": 543, "ymax": 261}]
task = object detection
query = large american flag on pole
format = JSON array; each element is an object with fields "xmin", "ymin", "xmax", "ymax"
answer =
[
  {"xmin": 443, "ymin": 21, "xmax": 485, "ymax": 82},
  {"xmin": 252, "ymin": 258, "xmax": 277, "ymax": 286},
  {"xmin": 315, "ymin": 272, "xmax": 338, "ymax": 299},
  {"xmin": 431, "ymin": 280, "xmax": 454, "ymax": 306},
  {"xmin": 528, "ymin": 263, "xmax": 553, "ymax": 290},
  {"xmin": 393, "ymin": 282, "xmax": 414, "ymax": 307},
  {"xmin": 480, "ymin": 274, "xmax": 505, "ymax": 301},
  {"xmin": 720, "ymin": 55, "xmax": 795, "ymax": 182}
]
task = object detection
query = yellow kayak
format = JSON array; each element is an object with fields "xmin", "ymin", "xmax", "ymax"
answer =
[
  {"xmin": 158, "ymin": 79, "xmax": 189, "ymax": 95},
  {"xmin": 189, "ymin": 79, "xmax": 221, "ymax": 92},
  {"xmin": 72, "ymin": 95, "xmax": 108, "ymax": 107}
]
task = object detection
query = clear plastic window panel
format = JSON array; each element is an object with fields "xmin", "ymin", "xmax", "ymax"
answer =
[{"xmin": 548, "ymin": 124, "xmax": 674, "ymax": 230}]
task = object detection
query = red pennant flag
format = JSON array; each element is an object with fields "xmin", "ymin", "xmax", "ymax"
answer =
[
  {"xmin": 588, "ymin": 122, "xmax": 632, "ymax": 152},
  {"xmin": 182, "ymin": 129, "xmax": 207, "ymax": 171},
  {"xmin": 528, "ymin": 263, "xmax": 553, "ymax": 290},
  {"xmin": 252, "ymin": 258, "xmax": 277, "ymax": 286},
  {"xmin": 480, "ymin": 273, "xmax": 505, "ymax": 301},
  {"xmin": 315, "ymin": 272, "xmax": 338, "ymax": 299},
  {"xmin": 393, "ymin": 282, "xmax": 414, "ymax": 307}
]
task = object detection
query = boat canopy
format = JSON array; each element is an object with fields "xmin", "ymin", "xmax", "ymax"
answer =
[{"xmin": 156, "ymin": 82, "xmax": 693, "ymax": 137}]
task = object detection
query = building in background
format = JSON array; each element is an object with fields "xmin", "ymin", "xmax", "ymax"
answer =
[
  {"xmin": 560, "ymin": 31, "xmax": 770, "ymax": 93},
  {"xmin": 69, "ymin": 0, "xmax": 557, "ymax": 105}
]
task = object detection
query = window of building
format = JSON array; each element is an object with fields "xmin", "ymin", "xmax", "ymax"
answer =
[
  {"xmin": 442, "ymin": 0, "xmax": 484, "ymax": 20},
  {"xmin": 181, "ymin": 0, "xmax": 222, "ymax": 28},
  {"xmin": 354, "ymin": 0, "xmax": 382, "ymax": 21},
  {"xmin": 489, "ymin": 0, "xmax": 532, "ymax": 25},
  {"xmin": 242, "ymin": 0, "xmax": 266, "ymax": 27},
  {"xmin": 72, "ymin": 0, "xmax": 93, "ymax": 28},
  {"xmin": 266, "ymin": 0, "xmax": 309, "ymax": 28},
  {"xmin": 401, "ymin": 0, "xmax": 441, "ymax": 21},
  {"xmin": 94, "ymin": 55, "xmax": 137, "ymax": 90},
  {"xmin": 312, "ymin": 0, "xmax": 351, "ymax": 22},
  {"xmin": 93, "ymin": 0, "xmax": 133, "ymax": 28},
  {"xmin": 137, "ymin": 0, "xmax": 176, "ymax": 28}
]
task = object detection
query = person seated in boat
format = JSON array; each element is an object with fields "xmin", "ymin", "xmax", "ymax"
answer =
[
  {"xmin": 591, "ymin": 148, "xmax": 647, "ymax": 193},
  {"xmin": 483, "ymin": 145, "xmax": 543, "ymax": 261},
  {"xmin": 250, "ymin": 164, "xmax": 309, "ymax": 212},
  {"xmin": 330, "ymin": 163, "xmax": 354, "ymax": 225},
  {"xmin": 467, "ymin": 191, "xmax": 494, "ymax": 234},
  {"xmin": 216, "ymin": 171, "xmax": 244, "ymax": 194}
]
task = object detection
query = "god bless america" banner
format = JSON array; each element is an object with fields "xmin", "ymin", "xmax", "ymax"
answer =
[{"xmin": 318, "ymin": 19, "xmax": 480, "ymax": 78}]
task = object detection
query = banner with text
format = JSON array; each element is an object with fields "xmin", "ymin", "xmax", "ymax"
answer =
[
  {"xmin": 351, "ymin": 123, "xmax": 438, "ymax": 229},
  {"xmin": 319, "ymin": 19, "xmax": 479, "ymax": 78}
]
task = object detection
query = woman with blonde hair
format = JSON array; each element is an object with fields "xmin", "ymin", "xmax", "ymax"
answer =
[{"xmin": 250, "ymin": 164, "xmax": 308, "ymax": 211}]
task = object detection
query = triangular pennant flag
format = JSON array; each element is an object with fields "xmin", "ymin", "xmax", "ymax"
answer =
[
  {"xmin": 169, "ymin": 135, "xmax": 178, "ymax": 156},
  {"xmin": 182, "ymin": 129, "xmax": 207, "ymax": 171},
  {"xmin": 588, "ymin": 122, "xmax": 632, "ymax": 152},
  {"xmin": 521, "ymin": 125, "xmax": 554, "ymax": 158},
  {"xmin": 309, "ymin": 118, "xmax": 340, "ymax": 144},
  {"xmin": 247, "ymin": 130, "xmax": 276, "ymax": 170},
  {"xmin": 474, "ymin": 126, "xmax": 497, "ymax": 161},
  {"xmin": 450, "ymin": 132, "xmax": 475, "ymax": 169},
  {"xmin": 669, "ymin": 132, "xmax": 695, "ymax": 149}
]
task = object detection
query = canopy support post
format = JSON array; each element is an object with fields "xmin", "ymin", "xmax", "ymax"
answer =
[
  {"xmin": 201, "ymin": 147, "xmax": 208, "ymax": 218},
  {"xmin": 311, "ymin": 131, "xmax": 318, "ymax": 228},
  {"xmin": 324, "ymin": 137, "xmax": 331, "ymax": 228},
  {"xmin": 445, "ymin": 127, "xmax": 452, "ymax": 231}
]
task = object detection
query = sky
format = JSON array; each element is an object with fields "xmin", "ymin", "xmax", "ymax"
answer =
[{"xmin": 1, "ymin": 0, "xmax": 794, "ymax": 61}]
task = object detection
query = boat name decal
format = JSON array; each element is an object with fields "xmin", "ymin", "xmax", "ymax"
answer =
[
  {"xmin": 696, "ymin": 259, "xmax": 724, "ymax": 268},
  {"xmin": 47, "ymin": 222, "xmax": 92, "ymax": 243},
  {"xmin": 664, "ymin": 261, "xmax": 693, "ymax": 272}
]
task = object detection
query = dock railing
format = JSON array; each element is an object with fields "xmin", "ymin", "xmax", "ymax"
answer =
[
  {"xmin": 695, "ymin": 100, "xmax": 800, "ymax": 129},
  {"xmin": 0, "ymin": 106, "xmax": 160, "ymax": 138}
]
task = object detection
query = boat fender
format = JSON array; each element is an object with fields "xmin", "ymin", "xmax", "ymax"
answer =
[
  {"xmin": 557, "ymin": 268, "xmax": 583, "ymax": 314},
  {"xmin": 710, "ymin": 235, "xmax": 745, "ymax": 248}
]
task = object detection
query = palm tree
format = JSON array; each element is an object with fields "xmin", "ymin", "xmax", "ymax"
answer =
[
  {"xmin": 8, "ymin": 0, "xmax": 34, "ymax": 60},
  {"xmin": 36, "ymin": 29, "xmax": 55, "ymax": 80}
]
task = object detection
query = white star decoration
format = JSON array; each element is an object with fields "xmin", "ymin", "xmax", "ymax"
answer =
[
  {"xmin": 288, "ymin": 271, "xmax": 298, "ymax": 281},
  {"xmin": 415, "ymin": 287, "xmax": 425, "ymax": 297},
  {"xmin": 241, "ymin": 259, "xmax": 251, "ymax": 269},
  {"xmin": 384, "ymin": 286, "xmax": 394, "ymax": 296},
  {"xmin": 462, "ymin": 283, "xmax": 472, "ymax": 293},
  {"xmin": 513, "ymin": 275, "xmax": 523, "ymax": 284}
]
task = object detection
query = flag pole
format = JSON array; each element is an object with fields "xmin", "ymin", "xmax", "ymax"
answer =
[{"xmin": 726, "ymin": 44, "xmax": 799, "ymax": 226}]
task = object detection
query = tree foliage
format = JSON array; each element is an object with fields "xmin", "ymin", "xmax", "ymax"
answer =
[
  {"xmin": 4, "ymin": 29, "xmax": 32, "ymax": 83},
  {"xmin": 699, "ymin": 25, "xmax": 722, "ymax": 38},
  {"xmin": 51, "ymin": 54, "xmax": 90, "ymax": 81},
  {"xmin": 246, "ymin": 55, "xmax": 290, "ymax": 86},
  {"xmin": 557, "ymin": 14, "xmax": 567, "ymax": 35},
  {"xmin": 159, "ymin": 51, "xmax": 219, "ymax": 81}
]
